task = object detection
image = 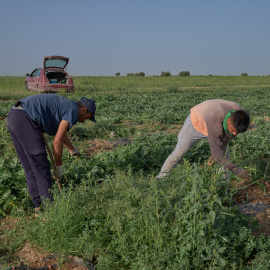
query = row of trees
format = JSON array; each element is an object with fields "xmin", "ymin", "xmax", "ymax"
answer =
[
  {"xmin": 161, "ymin": 71, "xmax": 191, "ymax": 77},
  {"xmin": 115, "ymin": 71, "xmax": 254, "ymax": 77},
  {"xmin": 115, "ymin": 71, "xmax": 191, "ymax": 77}
]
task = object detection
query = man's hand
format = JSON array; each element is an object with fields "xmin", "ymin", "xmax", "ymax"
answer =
[
  {"xmin": 238, "ymin": 168, "xmax": 250, "ymax": 180},
  {"xmin": 53, "ymin": 165, "xmax": 63, "ymax": 180},
  {"xmin": 69, "ymin": 147, "xmax": 80, "ymax": 157}
]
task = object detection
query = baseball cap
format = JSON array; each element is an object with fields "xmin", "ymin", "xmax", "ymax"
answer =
[{"xmin": 79, "ymin": 97, "xmax": 96, "ymax": 122}]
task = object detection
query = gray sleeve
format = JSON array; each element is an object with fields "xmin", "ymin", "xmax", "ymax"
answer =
[{"xmin": 207, "ymin": 128, "xmax": 242, "ymax": 176}]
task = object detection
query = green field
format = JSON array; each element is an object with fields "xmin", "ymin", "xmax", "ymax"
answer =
[{"xmin": 0, "ymin": 76, "xmax": 270, "ymax": 269}]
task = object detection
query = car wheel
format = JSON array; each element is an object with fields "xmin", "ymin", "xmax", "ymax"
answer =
[{"xmin": 25, "ymin": 82, "xmax": 29, "ymax": 90}]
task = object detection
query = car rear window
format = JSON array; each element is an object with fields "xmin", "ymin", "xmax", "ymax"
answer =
[{"xmin": 45, "ymin": 59, "xmax": 67, "ymax": 68}]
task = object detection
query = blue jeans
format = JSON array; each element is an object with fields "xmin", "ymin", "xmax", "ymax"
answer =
[
  {"xmin": 7, "ymin": 108, "xmax": 52, "ymax": 207},
  {"xmin": 157, "ymin": 114, "xmax": 229, "ymax": 178}
]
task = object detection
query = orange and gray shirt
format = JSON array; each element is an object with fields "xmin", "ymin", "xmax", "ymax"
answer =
[{"xmin": 190, "ymin": 99, "xmax": 244, "ymax": 175}]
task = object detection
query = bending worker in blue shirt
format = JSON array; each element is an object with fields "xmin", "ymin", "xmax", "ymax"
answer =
[{"xmin": 6, "ymin": 94, "xmax": 96, "ymax": 213}]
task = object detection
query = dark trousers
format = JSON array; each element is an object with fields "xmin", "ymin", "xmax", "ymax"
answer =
[{"xmin": 7, "ymin": 109, "xmax": 52, "ymax": 207}]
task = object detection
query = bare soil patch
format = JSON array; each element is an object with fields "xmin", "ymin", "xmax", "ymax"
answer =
[
  {"xmin": 233, "ymin": 177, "xmax": 270, "ymax": 236},
  {"xmin": 15, "ymin": 242, "xmax": 94, "ymax": 270},
  {"xmin": 0, "ymin": 217, "xmax": 94, "ymax": 269},
  {"xmin": 85, "ymin": 138, "xmax": 132, "ymax": 157}
]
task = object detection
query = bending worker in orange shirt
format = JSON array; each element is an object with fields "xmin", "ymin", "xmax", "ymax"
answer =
[{"xmin": 156, "ymin": 99, "xmax": 250, "ymax": 180}]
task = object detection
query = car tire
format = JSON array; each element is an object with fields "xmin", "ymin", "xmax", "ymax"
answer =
[{"xmin": 25, "ymin": 82, "xmax": 29, "ymax": 90}]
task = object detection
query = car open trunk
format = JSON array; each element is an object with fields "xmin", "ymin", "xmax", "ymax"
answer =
[{"xmin": 46, "ymin": 71, "xmax": 68, "ymax": 84}]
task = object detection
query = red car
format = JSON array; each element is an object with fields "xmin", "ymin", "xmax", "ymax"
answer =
[{"xmin": 25, "ymin": 56, "xmax": 74, "ymax": 93}]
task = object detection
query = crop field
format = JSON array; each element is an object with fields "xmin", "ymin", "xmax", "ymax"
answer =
[{"xmin": 0, "ymin": 76, "xmax": 270, "ymax": 269}]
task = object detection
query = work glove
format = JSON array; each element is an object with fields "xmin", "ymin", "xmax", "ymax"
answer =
[
  {"xmin": 238, "ymin": 168, "xmax": 250, "ymax": 180},
  {"xmin": 53, "ymin": 165, "xmax": 63, "ymax": 180},
  {"xmin": 69, "ymin": 147, "xmax": 80, "ymax": 157}
]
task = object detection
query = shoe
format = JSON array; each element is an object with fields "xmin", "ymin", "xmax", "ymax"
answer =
[{"xmin": 155, "ymin": 172, "xmax": 168, "ymax": 179}]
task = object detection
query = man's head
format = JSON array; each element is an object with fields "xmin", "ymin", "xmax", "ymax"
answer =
[
  {"xmin": 77, "ymin": 97, "xmax": 96, "ymax": 123},
  {"xmin": 227, "ymin": 110, "xmax": 250, "ymax": 135}
]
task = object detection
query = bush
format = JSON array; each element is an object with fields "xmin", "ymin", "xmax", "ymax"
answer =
[
  {"xmin": 179, "ymin": 71, "xmax": 190, "ymax": 77},
  {"xmin": 135, "ymin": 72, "xmax": 145, "ymax": 77},
  {"xmin": 161, "ymin": 71, "xmax": 171, "ymax": 77},
  {"xmin": 241, "ymin": 73, "xmax": 248, "ymax": 76},
  {"xmin": 115, "ymin": 72, "xmax": 120, "ymax": 76},
  {"xmin": 127, "ymin": 72, "xmax": 145, "ymax": 77}
]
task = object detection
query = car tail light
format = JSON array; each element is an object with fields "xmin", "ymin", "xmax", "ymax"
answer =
[
  {"xmin": 68, "ymin": 77, "xmax": 73, "ymax": 84},
  {"xmin": 43, "ymin": 77, "xmax": 50, "ymax": 85}
]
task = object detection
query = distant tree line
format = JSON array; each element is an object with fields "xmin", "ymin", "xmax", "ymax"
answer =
[
  {"xmin": 120, "ymin": 71, "xmax": 192, "ymax": 77},
  {"xmin": 113, "ymin": 71, "xmax": 260, "ymax": 77}
]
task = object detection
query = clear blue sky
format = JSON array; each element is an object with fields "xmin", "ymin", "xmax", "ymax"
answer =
[{"xmin": 1, "ymin": 0, "xmax": 270, "ymax": 76}]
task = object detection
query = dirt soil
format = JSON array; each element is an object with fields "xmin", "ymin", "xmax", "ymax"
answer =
[
  {"xmin": 0, "ymin": 218, "xmax": 94, "ymax": 269},
  {"xmin": 16, "ymin": 242, "xmax": 92, "ymax": 270},
  {"xmin": 232, "ymin": 177, "xmax": 270, "ymax": 236}
]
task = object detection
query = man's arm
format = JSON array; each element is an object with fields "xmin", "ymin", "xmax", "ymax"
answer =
[
  {"xmin": 63, "ymin": 134, "xmax": 75, "ymax": 151},
  {"xmin": 63, "ymin": 133, "xmax": 80, "ymax": 157},
  {"xmin": 208, "ymin": 136, "xmax": 239, "ymax": 172},
  {"xmin": 53, "ymin": 120, "xmax": 70, "ymax": 166},
  {"xmin": 208, "ymin": 135, "xmax": 249, "ymax": 179}
]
